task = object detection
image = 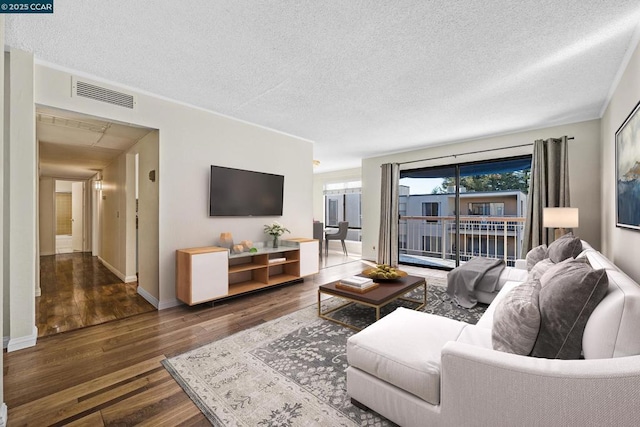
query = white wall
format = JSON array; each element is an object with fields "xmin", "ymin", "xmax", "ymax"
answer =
[
  {"xmin": 0, "ymin": 15, "xmax": 7, "ymax": 422},
  {"xmin": 100, "ymin": 153, "xmax": 130, "ymax": 280},
  {"xmin": 128, "ymin": 131, "xmax": 159, "ymax": 302},
  {"xmin": 2, "ymin": 52, "xmax": 8, "ymax": 340},
  {"xmin": 38, "ymin": 177, "xmax": 55, "ymax": 255},
  {"xmin": 33, "ymin": 64, "xmax": 314, "ymax": 308},
  {"xmin": 601, "ymin": 39, "xmax": 640, "ymax": 282},
  {"xmin": 6, "ymin": 49, "xmax": 37, "ymax": 351},
  {"xmin": 361, "ymin": 119, "xmax": 602, "ymax": 262},
  {"xmin": 55, "ymin": 180, "xmax": 72, "ymax": 192}
]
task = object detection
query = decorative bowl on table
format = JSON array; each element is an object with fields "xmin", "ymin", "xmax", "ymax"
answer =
[{"xmin": 363, "ymin": 264, "xmax": 408, "ymax": 281}]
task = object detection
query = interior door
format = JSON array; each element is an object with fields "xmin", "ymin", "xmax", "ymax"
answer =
[{"xmin": 71, "ymin": 181, "xmax": 84, "ymax": 251}]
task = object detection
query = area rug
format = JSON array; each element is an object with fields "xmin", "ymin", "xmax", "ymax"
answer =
[{"xmin": 163, "ymin": 284, "xmax": 486, "ymax": 426}]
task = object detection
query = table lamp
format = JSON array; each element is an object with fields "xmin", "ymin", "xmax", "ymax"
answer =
[{"xmin": 543, "ymin": 207, "xmax": 579, "ymax": 240}]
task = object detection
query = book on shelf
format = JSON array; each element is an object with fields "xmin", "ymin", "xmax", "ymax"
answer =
[
  {"xmin": 340, "ymin": 275, "xmax": 374, "ymax": 287},
  {"xmin": 268, "ymin": 257, "xmax": 287, "ymax": 264}
]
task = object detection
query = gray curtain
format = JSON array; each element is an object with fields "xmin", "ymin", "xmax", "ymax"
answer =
[
  {"xmin": 522, "ymin": 137, "xmax": 570, "ymax": 252},
  {"xmin": 378, "ymin": 163, "xmax": 399, "ymax": 265}
]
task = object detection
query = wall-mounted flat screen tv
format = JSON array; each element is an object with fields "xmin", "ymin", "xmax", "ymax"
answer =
[{"xmin": 209, "ymin": 165, "xmax": 284, "ymax": 216}]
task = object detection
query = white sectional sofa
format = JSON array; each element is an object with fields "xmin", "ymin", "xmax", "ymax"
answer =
[{"xmin": 346, "ymin": 241, "xmax": 640, "ymax": 427}]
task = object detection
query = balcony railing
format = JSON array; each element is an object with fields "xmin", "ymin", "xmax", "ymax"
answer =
[{"xmin": 399, "ymin": 215, "xmax": 526, "ymax": 267}]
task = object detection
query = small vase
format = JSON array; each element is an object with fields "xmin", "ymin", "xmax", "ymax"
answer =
[{"xmin": 272, "ymin": 236, "xmax": 278, "ymax": 248}]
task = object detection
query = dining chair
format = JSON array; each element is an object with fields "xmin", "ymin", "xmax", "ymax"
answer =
[{"xmin": 325, "ymin": 221, "xmax": 348, "ymax": 257}]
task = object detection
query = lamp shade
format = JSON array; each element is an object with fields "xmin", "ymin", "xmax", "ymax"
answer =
[{"xmin": 543, "ymin": 207, "xmax": 579, "ymax": 228}]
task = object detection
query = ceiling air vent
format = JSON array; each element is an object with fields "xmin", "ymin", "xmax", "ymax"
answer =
[{"xmin": 72, "ymin": 77, "xmax": 136, "ymax": 109}]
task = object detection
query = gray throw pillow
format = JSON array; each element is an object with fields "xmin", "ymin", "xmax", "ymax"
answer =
[
  {"xmin": 492, "ymin": 279, "xmax": 541, "ymax": 355},
  {"xmin": 547, "ymin": 232, "xmax": 583, "ymax": 263},
  {"xmin": 528, "ymin": 258, "xmax": 584, "ymax": 287},
  {"xmin": 526, "ymin": 244, "xmax": 548, "ymax": 271},
  {"xmin": 531, "ymin": 260, "xmax": 608, "ymax": 359},
  {"xmin": 528, "ymin": 258, "xmax": 555, "ymax": 281}
]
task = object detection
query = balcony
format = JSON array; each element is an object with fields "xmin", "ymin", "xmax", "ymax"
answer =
[{"xmin": 399, "ymin": 215, "xmax": 526, "ymax": 268}]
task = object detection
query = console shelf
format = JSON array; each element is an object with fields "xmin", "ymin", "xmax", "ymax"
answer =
[
  {"xmin": 228, "ymin": 263, "xmax": 266, "ymax": 274},
  {"xmin": 176, "ymin": 238, "xmax": 319, "ymax": 306}
]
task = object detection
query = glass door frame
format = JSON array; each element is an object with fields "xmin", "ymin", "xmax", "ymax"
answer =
[{"xmin": 398, "ymin": 154, "xmax": 532, "ymax": 270}]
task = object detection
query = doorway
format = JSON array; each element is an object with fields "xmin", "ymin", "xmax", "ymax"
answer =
[
  {"xmin": 55, "ymin": 180, "xmax": 84, "ymax": 254},
  {"xmin": 37, "ymin": 106, "xmax": 159, "ymax": 337}
]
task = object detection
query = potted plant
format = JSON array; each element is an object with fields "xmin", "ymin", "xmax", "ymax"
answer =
[{"xmin": 264, "ymin": 221, "xmax": 290, "ymax": 248}]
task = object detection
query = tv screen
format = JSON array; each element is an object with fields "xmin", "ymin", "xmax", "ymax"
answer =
[{"xmin": 209, "ymin": 165, "xmax": 284, "ymax": 216}]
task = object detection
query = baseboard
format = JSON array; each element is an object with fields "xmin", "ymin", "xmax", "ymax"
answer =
[
  {"xmin": 40, "ymin": 250, "xmax": 55, "ymax": 256},
  {"xmin": 0, "ymin": 402, "xmax": 7, "ymax": 427},
  {"xmin": 137, "ymin": 287, "xmax": 179, "ymax": 310},
  {"xmin": 35, "ymin": 286, "xmax": 41, "ymax": 297},
  {"xmin": 137, "ymin": 286, "xmax": 159, "ymax": 309},
  {"xmin": 98, "ymin": 257, "xmax": 129, "ymax": 283},
  {"xmin": 158, "ymin": 298, "xmax": 181, "ymax": 310},
  {"xmin": 124, "ymin": 274, "xmax": 138, "ymax": 283},
  {"xmin": 3, "ymin": 336, "xmax": 9, "ymax": 349},
  {"xmin": 7, "ymin": 326, "xmax": 38, "ymax": 352}
]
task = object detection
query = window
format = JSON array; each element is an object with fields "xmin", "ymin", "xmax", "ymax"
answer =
[
  {"xmin": 399, "ymin": 201, "xmax": 407, "ymax": 217},
  {"xmin": 469, "ymin": 202, "xmax": 505, "ymax": 216},
  {"xmin": 422, "ymin": 202, "xmax": 439, "ymax": 223},
  {"xmin": 326, "ymin": 197, "xmax": 340, "ymax": 226},
  {"xmin": 345, "ymin": 193, "xmax": 361, "ymax": 227},
  {"xmin": 399, "ymin": 155, "xmax": 531, "ymax": 269},
  {"xmin": 422, "ymin": 202, "xmax": 438, "ymax": 216},
  {"xmin": 324, "ymin": 181, "xmax": 362, "ymax": 241}
]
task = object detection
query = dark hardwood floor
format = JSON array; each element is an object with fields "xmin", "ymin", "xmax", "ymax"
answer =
[
  {"xmin": 37, "ymin": 253, "xmax": 156, "ymax": 337},
  {"xmin": 5, "ymin": 259, "xmax": 368, "ymax": 426}
]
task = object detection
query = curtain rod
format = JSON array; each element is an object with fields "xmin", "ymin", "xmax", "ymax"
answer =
[{"xmin": 399, "ymin": 136, "xmax": 574, "ymax": 166}]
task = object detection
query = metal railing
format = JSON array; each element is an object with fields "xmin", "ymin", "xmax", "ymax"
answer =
[{"xmin": 399, "ymin": 215, "xmax": 527, "ymax": 267}]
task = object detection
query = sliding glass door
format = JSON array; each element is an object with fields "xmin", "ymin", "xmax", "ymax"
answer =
[
  {"xmin": 399, "ymin": 165, "xmax": 457, "ymax": 268},
  {"xmin": 398, "ymin": 156, "xmax": 531, "ymax": 269}
]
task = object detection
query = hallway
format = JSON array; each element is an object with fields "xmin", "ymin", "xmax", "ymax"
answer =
[{"xmin": 37, "ymin": 253, "xmax": 155, "ymax": 337}]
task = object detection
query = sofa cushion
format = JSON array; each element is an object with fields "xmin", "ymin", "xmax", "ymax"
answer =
[
  {"xmin": 547, "ymin": 232, "xmax": 583, "ymax": 263},
  {"xmin": 583, "ymin": 250, "xmax": 619, "ymax": 271},
  {"xmin": 583, "ymin": 269, "xmax": 640, "ymax": 358},
  {"xmin": 492, "ymin": 278, "xmax": 541, "ymax": 355},
  {"xmin": 456, "ymin": 324, "xmax": 492, "ymax": 348},
  {"xmin": 531, "ymin": 260, "xmax": 608, "ymax": 359},
  {"xmin": 526, "ymin": 244, "xmax": 548, "ymax": 271},
  {"xmin": 580, "ymin": 240, "xmax": 593, "ymax": 251},
  {"xmin": 346, "ymin": 307, "xmax": 467, "ymax": 405}
]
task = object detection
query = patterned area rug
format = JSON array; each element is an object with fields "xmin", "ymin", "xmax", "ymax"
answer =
[{"xmin": 163, "ymin": 283, "xmax": 486, "ymax": 426}]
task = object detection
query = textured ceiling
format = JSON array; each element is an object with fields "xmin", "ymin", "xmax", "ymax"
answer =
[
  {"xmin": 37, "ymin": 107, "xmax": 154, "ymax": 179},
  {"xmin": 7, "ymin": 1, "xmax": 640, "ymax": 172}
]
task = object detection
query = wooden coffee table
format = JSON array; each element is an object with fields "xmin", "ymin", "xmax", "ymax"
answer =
[{"xmin": 318, "ymin": 275, "xmax": 427, "ymax": 331}]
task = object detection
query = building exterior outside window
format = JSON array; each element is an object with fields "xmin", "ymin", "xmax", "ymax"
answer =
[{"xmin": 399, "ymin": 189, "xmax": 527, "ymax": 268}]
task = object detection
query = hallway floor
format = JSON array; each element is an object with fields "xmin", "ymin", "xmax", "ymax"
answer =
[
  {"xmin": 37, "ymin": 253, "xmax": 156, "ymax": 337},
  {"xmin": 320, "ymin": 249, "xmax": 363, "ymax": 269}
]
